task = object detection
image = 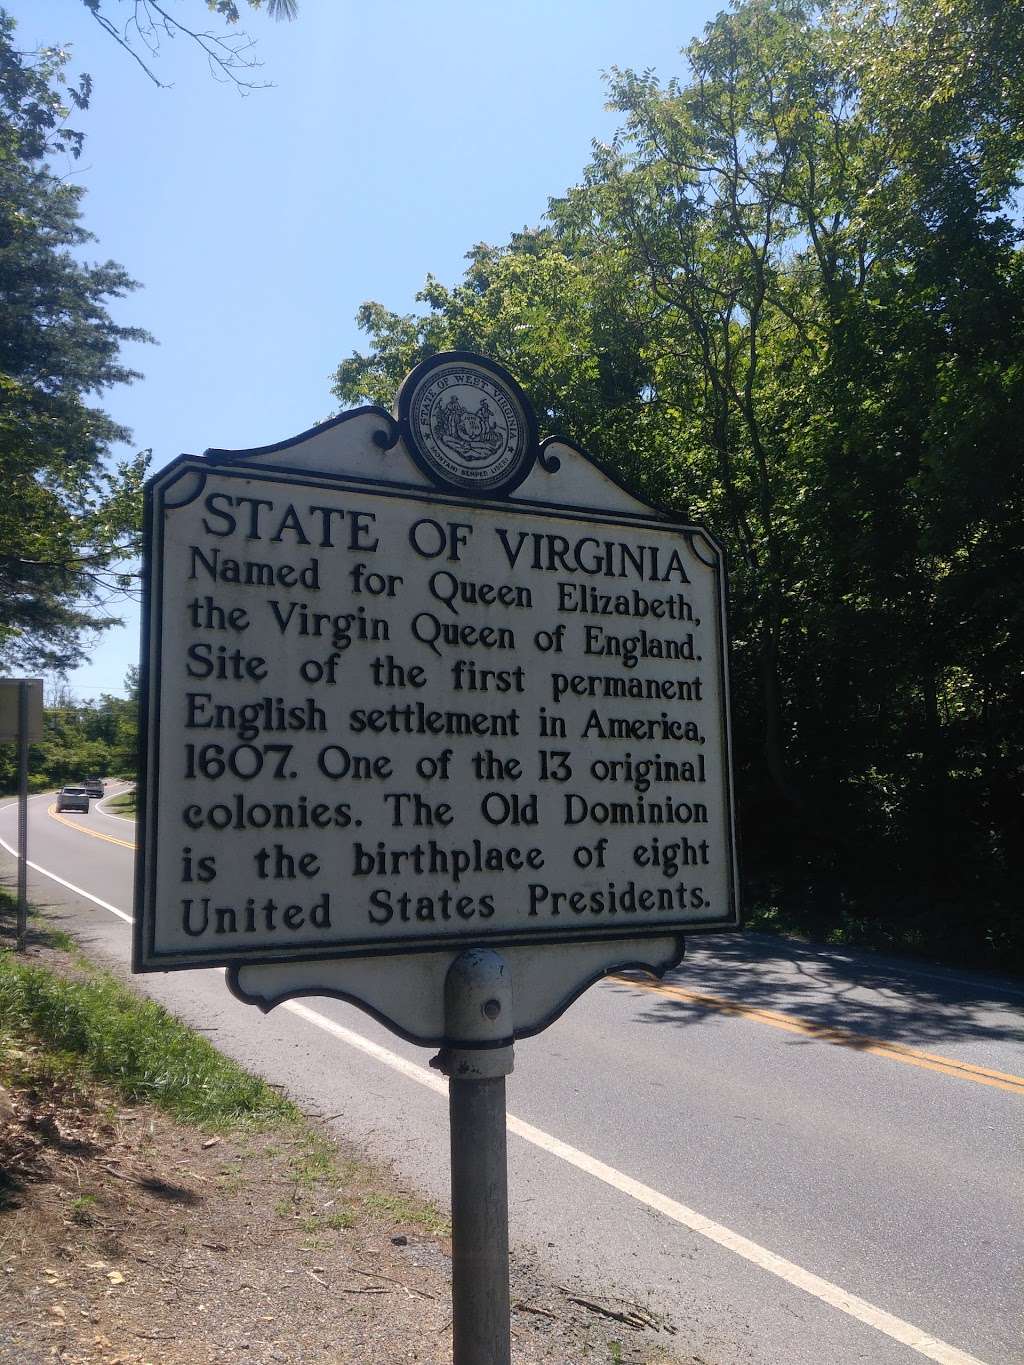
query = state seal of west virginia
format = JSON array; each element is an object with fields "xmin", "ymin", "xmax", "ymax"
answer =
[{"xmin": 396, "ymin": 353, "xmax": 539, "ymax": 495}]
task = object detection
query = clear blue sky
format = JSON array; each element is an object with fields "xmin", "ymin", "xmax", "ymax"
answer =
[{"xmin": 19, "ymin": 0, "xmax": 722, "ymax": 700}]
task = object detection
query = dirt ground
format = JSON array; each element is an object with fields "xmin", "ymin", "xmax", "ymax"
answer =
[{"xmin": 0, "ymin": 1016, "xmax": 698, "ymax": 1365}]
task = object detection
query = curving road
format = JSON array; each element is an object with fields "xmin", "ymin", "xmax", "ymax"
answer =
[{"xmin": 2, "ymin": 791, "xmax": 1022, "ymax": 1365}]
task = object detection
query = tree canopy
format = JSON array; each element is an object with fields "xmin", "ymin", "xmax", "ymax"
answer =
[
  {"xmin": 0, "ymin": 10, "xmax": 150, "ymax": 673},
  {"xmin": 0, "ymin": 669, "xmax": 139, "ymax": 793},
  {"xmin": 333, "ymin": 0, "xmax": 1024, "ymax": 969}
]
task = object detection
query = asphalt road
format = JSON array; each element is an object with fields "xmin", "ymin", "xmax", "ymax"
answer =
[{"xmin": 2, "ymin": 790, "xmax": 1022, "ymax": 1365}]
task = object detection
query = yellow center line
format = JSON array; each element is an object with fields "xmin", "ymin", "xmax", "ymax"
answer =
[
  {"xmin": 42, "ymin": 799, "xmax": 1023, "ymax": 1098},
  {"xmin": 612, "ymin": 975, "xmax": 1024, "ymax": 1096},
  {"xmin": 47, "ymin": 804, "xmax": 137, "ymax": 851}
]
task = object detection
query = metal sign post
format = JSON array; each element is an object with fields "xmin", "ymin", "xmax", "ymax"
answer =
[
  {"xmin": 0, "ymin": 678, "xmax": 43, "ymax": 951},
  {"xmin": 433, "ymin": 950, "xmax": 514, "ymax": 1365},
  {"xmin": 133, "ymin": 352, "xmax": 741, "ymax": 1363}
]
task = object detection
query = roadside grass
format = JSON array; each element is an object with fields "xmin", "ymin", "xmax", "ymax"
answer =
[
  {"xmin": 362, "ymin": 1188, "xmax": 450, "ymax": 1234},
  {"xmin": 289, "ymin": 1128, "xmax": 340, "ymax": 1186},
  {"xmin": 69, "ymin": 1193, "xmax": 98, "ymax": 1224},
  {"xmin": 0, "ymin": 909, "xmax": 678, "ymax": 1361},
  {"xmin": 103, "ymin": 789, "xmax": 136, "ymax": 816},
  {"xmin": 32, "ymin": 920, "xmax": 78, "ymax": 954},
  {"xmin": 275, "ymin": 1128, "xmax": 449, "ymax": 1237},
  {"xmin": 0, "ymin": 899, "xmax": 450, "ymax": 1235},
  {"xmin": 0, "ymin": 888, "xmax": 78, "ymax": 956},
  {"xmin": 0, "ymin": 949, "xmax": 297, "ymax": 1131},
  {"xmin": 301, "ymin": 1209, "xmax": 356, "ymax": 1233}
]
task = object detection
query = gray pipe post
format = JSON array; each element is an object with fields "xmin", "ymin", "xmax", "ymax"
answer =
[
  {"xmin": 431, "ymin": 949, "xmax": 514, "ymax": 1365},
  {"xmin": 16, "ymin": 679, "xmax": 29, "ymax": 952}
]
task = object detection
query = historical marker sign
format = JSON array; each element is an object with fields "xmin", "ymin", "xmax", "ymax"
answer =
[
  {"xmin": 136, "ymin": 353, "xmax": 740, "ymax": 1365},
  {"xmin": 135, "ymin": 354, "xmax": 738, "ymax": 978}
]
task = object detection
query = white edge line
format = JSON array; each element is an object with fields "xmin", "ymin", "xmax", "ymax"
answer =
[
  {"xmin": 0, "ymin": 832, "xmax": 992, "ymax": 1365},
  {"xmin": 501, "ymin": 1111, "xmax": 989, "ymax": 1365},
  {"xmin": 95, "ymin": 793, "xmax": 137, "ymax": 825},
  {"xmin": 279, "ymin": 997, "xmax": 988, "ymax": 1365},
  {"xmin": 0, "ymin": 831, "xmax": 133, "ymax": 924},
  {"xmin": 282, "ymin": 999, "xmax": 449, "ymax": 1097}
]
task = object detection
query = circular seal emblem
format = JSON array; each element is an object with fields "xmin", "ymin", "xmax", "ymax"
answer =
[{"xmin": 396, "ymin": 352, "xmax": 539, "ymax": 496}]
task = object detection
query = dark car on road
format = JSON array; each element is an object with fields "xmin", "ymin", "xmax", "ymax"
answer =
[
  {"xmin": 56, "ymin": 786, "xmax": 90, "ymax": 813},
  {"xmin": 83, "ymin": 778, "xmax": 104, "ymax": 798}
]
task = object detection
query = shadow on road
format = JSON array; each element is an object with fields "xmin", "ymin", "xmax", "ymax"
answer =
[
  {"xmin": 7, "ymin": 873, "xmax": 1023, "ymax": 1057},
  {"xmin": 611, "ymin": 932, "xmax": 1024, "ymax": 1053}
]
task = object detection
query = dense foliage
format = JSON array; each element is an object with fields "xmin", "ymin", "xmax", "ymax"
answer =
[
  {"xmin": 334, "ymin": 0, "xmax": 1024, "ymax": 969},
  {"xmin": 0, "ymin": 674, "xmax": 138, "ymax": 793},
  {"xmin": 0, "ymin": 11, "xmax": 149, "ymax": 673}
]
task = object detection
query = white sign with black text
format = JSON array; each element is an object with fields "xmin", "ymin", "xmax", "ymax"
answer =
[{"xmin": 136, "ymin": 355, "xmax": 739, "ymax": 1027}]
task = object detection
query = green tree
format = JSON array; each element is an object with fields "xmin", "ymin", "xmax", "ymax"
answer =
[
  {"xmin": 564, "ymin": 0, "xmax": 1024, "ymax": 958},
  {"xmin": 333, "ymin": 229, "xmax": 680, "ymax": 509},
  {"xmin": 332, "ymin": 0, "xmax": 1024, "ymax": 967},
  {"xmin": 0, "ymin": 11, "xmax": 150, "ymax": 673},
  {"xmin": 0, "ymin": 674, "xmax": 138, "ymax": 792}
]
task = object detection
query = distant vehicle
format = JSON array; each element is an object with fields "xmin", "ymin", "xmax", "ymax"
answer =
[
  {"xmin": 83, "ymin": 778, "xmax": 104, "ymax": 798},
  {"xmin": 56, "ymin": 786, "xmax": 90, "ymax": 813}
]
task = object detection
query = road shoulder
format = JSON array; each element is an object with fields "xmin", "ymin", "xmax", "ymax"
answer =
[{"xmin": 0, "ymin": 906, "xmax": 687, "ymax": 1365}]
